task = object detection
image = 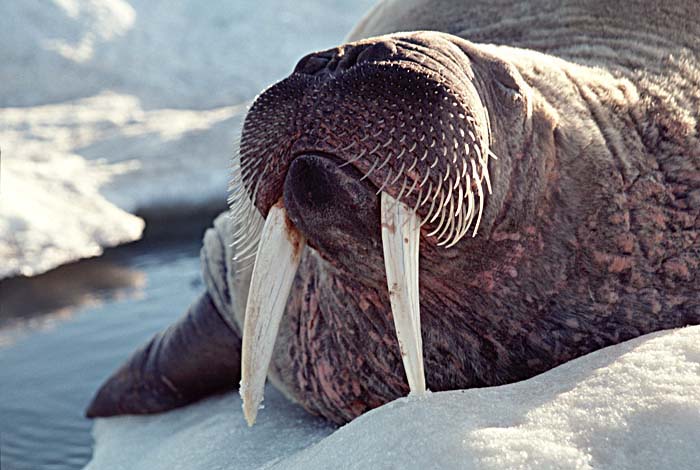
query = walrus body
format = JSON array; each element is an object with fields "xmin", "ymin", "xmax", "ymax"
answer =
[{"xmin": 88, "ymin": 0, "xmax": 699, "ymax": 425}]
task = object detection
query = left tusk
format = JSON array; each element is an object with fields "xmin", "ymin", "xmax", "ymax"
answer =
[{"xmin": 380, "ymin": 192, "xmax": 427, "ymax": 395}]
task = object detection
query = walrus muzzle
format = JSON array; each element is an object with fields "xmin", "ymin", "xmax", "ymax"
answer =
[{"xmin": 232, "ymin": 32, "xmax": 499, "ymax": 424}]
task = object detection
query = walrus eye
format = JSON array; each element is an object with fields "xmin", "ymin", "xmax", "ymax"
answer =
[
  {"xmin": 492, "ymin": 61, "xmax": 523, "ymax": 103},
  {"xmin": 495, "ymin": 80, "xmax": 522, "ymax": 103}
]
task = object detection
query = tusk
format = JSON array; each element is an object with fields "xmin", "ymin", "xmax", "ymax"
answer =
[
  {"xmin": 380, "ymin": 192, "xmax": 427, "ymax": 395},
  {"xmin": 240, "ymin": 202, "xmax": 305, "ymax": 426}
]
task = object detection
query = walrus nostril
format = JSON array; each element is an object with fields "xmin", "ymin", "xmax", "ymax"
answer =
[
  {"xmin": 333, "ymin": 40, "xmax": 399, "ymax": 74},
  {"xmin": 294, "ymin": 40, "xmax": 400, "ymax": 78},
  {"xmin": 355, "ymin": 41, "xmax": 398, "ymax": 65},
  {"xmin": 294, "ymin": 50, "xmax": 336, "ymax": 75},
  {"xmin": 297, "ymin": 56, "xmax": 332, "ymax": 75}
]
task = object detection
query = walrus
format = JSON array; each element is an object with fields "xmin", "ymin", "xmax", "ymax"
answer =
[{"xmin": 87, "ymin": 0, "xmax": 700, "ymax": 426}]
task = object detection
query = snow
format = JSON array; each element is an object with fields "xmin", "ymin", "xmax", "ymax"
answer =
[
  {"xmin": 0, "ymin": 133, "xmax": 145, "ymax": 279},
  {"xmin": 0, "ymin": 0, "xmax": 374, "ymax": 279},
  {"xmin": 86, "ymin": 325, "xmax": 700, "ymax": 470},
  {"xmin": 86, "ymin": 386, "xmax": 335, "ymax": 470}
]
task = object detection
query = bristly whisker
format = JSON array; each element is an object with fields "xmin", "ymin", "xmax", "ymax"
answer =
[
  {"xmin": 375, "ymin": 168, "xmax": 394, "ymax": 194},
  {"xmin": 338, "ymin": 148, "xmax": 367, "ymax": 168},
  {"xmin": 435, "ymin": 191, "xmax": 455, "ymax": 242},
  {"xmin": 375, "ymin": 151, "xmax": 395, "ymax": 173},
  {"xmin": 426, "ymin": 190, "xmax": 447, "ymax": 235},
  {"xmin": 471, "ymin": 158, "xmax": 485, "ymax": 237},
  {"xmin": 390, "ymin": 162, "xmax": 406, "ymax": 186},
  {"xmin": 359, "ymin": 156, "xmax": 381, "ymax": 181},
  {"xmin": 339, "ymin": 140, "xmax": 357, "ymax": 152},
  {"xmin": 397, "ymin": 176, "xmax": 410, "ymax": 201},
  {"xmin": 229, "ymin": 139, "xmax": 266, "ymax": 273},
  {"xmin": 419, "ymin": 167, "xmax": 432, "ymax": 188},
  {"xmin": 427, "ymin": 186, "xmax": 445, "ymax": 225},
  {"xmin": 419, "ymin": 180, "xmax": 433, "ymax": 208},
  {"xmin": 413, "ymin": 187, "xmax": 424, "ymax": 213}
]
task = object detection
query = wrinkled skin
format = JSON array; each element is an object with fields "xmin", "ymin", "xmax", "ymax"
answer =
[{"xmin": 88, "ymin": 0, "xmax": 699, "ymax": 425}]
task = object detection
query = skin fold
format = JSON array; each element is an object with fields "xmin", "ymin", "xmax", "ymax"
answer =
[{"xmin": 87, "ymin": 0, "xmax": 699, "ymax": 425}]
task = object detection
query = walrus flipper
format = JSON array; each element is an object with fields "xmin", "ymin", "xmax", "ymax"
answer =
[
  {"xmin": 87, "ymin": 213, "xmax": 248, "ymax": 418},
  {"xmin": 85, "ymin": 292, "xmax": 242, "ymax": 418}
]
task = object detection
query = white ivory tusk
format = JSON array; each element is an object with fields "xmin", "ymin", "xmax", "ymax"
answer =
[
  {"xmin": 240, "ymin": 202, "xmax": 305, "ymax": 426},
  {"xmin": 380, "ymin": 192, "xmax": 427, "ymax": 395}
]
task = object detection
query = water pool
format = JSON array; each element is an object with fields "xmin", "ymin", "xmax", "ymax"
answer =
[{"xmin": 0, "ymin": 240, "xmax": 203, "ymax": 470}]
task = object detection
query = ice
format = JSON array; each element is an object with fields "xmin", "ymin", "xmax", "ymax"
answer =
[
  {"xmin": 85, "ymin": 385, "xmax": 335, "ymax": 470},
  {"xmin": 0, "ymin": 141, "xmax": 145, "ymax": 279},
  {"xmin": 0, "ymin": 89, "xmax": 239, "ymax": 278},
  {"xmin": 86, "ymin": 325, "xmax": 700, "ymax": 470},
  {"xmin": 0, "ymin": 0, "xmax": 374, "ymax": 279}
]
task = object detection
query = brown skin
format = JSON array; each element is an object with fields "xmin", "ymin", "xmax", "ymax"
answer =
[
  {"xmin": 247, "ymin": 32, "xmax": 699, "ymax": 423},
  {"xmin": 86, "ymin": 293, "xmax": 242, "ymax": 418},
  {"xmin": 88, "ymin": 27, "xmax": 699, "ymax": 423}
]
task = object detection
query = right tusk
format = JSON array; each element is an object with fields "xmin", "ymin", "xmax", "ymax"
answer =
[{"xmin": 240, "ymin": 202, "xmax": 305, "ymax": 426}]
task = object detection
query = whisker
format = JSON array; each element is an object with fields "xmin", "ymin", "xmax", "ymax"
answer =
[
  {"xmin": 396, "ymin": 176, "xmax": 410, "ymax": 201},
  {"xmin": 413, "ymin": 187, "xmax": 424, "ymax": 213},
  {"xmin": 445, "ymin": 202, "xmax": 467, "ymax": 248},
  {"xmin": 419, "ymin": 167, "xmax": 431, "ymax": 188},
  {"xmin": 427, "ymin": 191, "xmax": 449, "ymax": 237},
  {"xmin": 339, "ymin": 148, "xmax": 367, "ymax": 168},
  {"xmin": 435, "ymin": 190, "xmax": 455, "ymax": 242},
  {"xmin": 405, "ymin": 175, "xmax": 419, "ymax": 200},
  {"xmin": 375, "ymin": 151, "xmax": 394, "ymax": 173},
  {"xmin": 359, "ymin": 156, "xmax": 381, "ymax": 181},
  {"xmin": 427, "ymin": 185, "xmax": 445, "ymax": 224},
  {"xmin": 471, "ymin": 159, "xmax": 485, "ymax": 237},
  {"xmin": 419, "ymin": 181, "xmax": 433, "ymax": 207},
  {"xmin": 339, "ymin": 140, "xmax": 357, "ymax": 152},
  {"xmin": 375, "ymin": 169, "xmax": 394, "ymax": 194},
  {"xmin": 390, "ymin": 162, "xmax": 406, "ymax": 185},
  {"xmin": 420, "ymin": 182, "xmax": 439, "ymax": 226}
]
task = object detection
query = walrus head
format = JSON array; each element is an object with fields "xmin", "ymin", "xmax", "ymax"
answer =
[{"xmin": 230, "ymin": 31, "xmax": 547, "ymax": 424}]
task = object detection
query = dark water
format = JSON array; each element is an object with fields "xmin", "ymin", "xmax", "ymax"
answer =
[{"xmin": 0, "ymin": 241, "xmax": 203, "ymax": 470}]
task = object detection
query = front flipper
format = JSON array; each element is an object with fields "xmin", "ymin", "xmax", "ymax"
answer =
[{"xmin": 86, "ymin": 292, "xmax": 242, "ymax": 417}]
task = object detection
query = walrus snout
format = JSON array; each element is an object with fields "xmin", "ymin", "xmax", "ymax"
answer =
[{"xmin": 235, "ymin": 31, "xmax": 499, "ymax": 248}]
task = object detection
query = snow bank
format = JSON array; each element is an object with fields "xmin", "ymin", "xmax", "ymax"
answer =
[
  {"xmin": 0, "ymin": 132, "xmax": 145, "ymax": 279},
  {"xmin": 86, "ymin": 386, "xmax": 335, "ymax": 470},
  {"xmin": 86, "ymin": 326, "xmax": 700, "ymax": 470},
  {"xmin": 1, "ymin": 0, "xmax": 373, "ymax": 278}
]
